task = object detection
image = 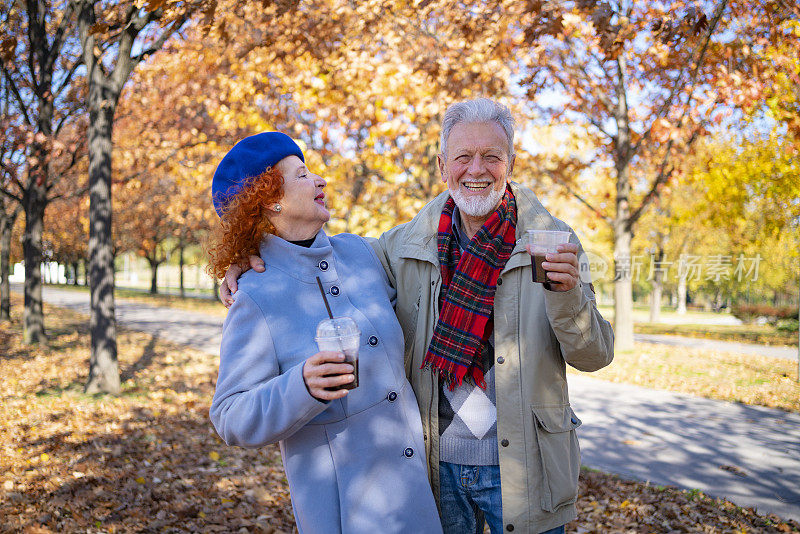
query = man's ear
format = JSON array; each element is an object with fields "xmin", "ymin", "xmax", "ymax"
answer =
[
  {"xmin": 508, "ymin": 153, "xmax": 516, "ymax": 178},
  {"xmin": 437, "ymin": 153, "xmax": 447, "ymax": 183}
]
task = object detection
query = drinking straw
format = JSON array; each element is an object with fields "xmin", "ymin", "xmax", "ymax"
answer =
[
  {"xmin": 316, "ymin": 276, "xmax": 334, "ymax": 319},
  {"xmin": 316, "ymin": 276, "xmax": 345, "ymax": 358}
]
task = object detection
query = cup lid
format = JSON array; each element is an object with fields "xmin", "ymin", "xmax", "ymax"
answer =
[{"xmin": 316, "ymin": 316, "xmax": 360, "ymax": 338}]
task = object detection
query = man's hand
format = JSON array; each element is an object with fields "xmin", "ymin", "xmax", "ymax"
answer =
[
  {"xmin": 219, "ymin": 255, "xmax": 266, "ymax": 307},
  {"xmin": 527, "ymin": 242, "xmax": 580, "ymax": 292},
  {"xmin": 303, "ymin": 351, "xmax": 355, "ymax": 401}
]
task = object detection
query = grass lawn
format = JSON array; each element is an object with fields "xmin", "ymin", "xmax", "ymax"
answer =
[
  {"xmin": 597, "ymin": 304, "xmax": 798, "ymax": 346},
  {"xmin": 1, "ymin": 295, "xmax": 799, "ymax": 532},
  {"xmin": 596, "ymin": 303, "xmax": 739, "ymax": 325},
  {"xmin": 636, "ymin": 322, "xmax": 798, "ymax": 347},
  {"xmin": 569, "ymin": 342, "xmax": 800, "ymax": 413}
]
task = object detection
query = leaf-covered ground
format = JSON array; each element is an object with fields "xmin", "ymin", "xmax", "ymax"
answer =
[{"xmin": 1, "ymin": 296, "xmax": 798, "ymax": 533}]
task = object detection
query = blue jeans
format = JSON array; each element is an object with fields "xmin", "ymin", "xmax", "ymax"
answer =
[{"xmin": 438, "ymin": 461, "xmax": 565, "ymax": 534}]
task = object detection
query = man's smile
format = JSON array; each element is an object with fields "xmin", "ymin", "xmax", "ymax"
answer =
[{"xmin": 462, "ymin": 180, "xmax": 492, "ymax": 192}]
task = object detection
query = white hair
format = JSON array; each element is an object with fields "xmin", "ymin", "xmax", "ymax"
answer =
[{"xmin": 439, "ymin": 98, "xmax": 515, "ymax": 157}]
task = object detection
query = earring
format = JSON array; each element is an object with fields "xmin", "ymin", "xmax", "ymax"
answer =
[{"xmin": 274, "ymin": 204, "xmax": 282, "ymax": 212}]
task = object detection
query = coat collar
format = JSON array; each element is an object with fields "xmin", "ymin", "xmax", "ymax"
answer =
[
  {"xmin": 398, "ymin": 182, "xmax": 561, "ymax": 272},
  {"xmin": 259, "ymin": 230, "xmax": 338, "ymax": 282}
]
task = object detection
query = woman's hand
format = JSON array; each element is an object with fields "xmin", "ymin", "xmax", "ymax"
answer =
[{"xmin": 303, "ymin": 352, "xmax": 355, "ymax": 401}]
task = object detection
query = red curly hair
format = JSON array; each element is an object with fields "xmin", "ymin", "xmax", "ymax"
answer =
[{"xmin": 206, "ymin": 167, "xmax": 284, "ymax": 279}]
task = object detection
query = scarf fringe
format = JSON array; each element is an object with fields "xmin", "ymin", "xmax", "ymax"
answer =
[{"xmin": 422, "ymin": 355, "xmax": 487, "ymax": 391}]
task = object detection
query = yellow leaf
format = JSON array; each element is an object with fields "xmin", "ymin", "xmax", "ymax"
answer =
[
  {"xmin": 209, "ymin": 451, "xmax": 220, "ymax": 462},
  {"xmin": 221, "ymin": 498, "xmax": 233, "ymax": 504},
  {"xmin": 198, "ymin": 511, "xmax": 206, "ymax": 518},
  {"xmin": 40, "ymin": 453, "xmax": 49, "ymax": 462},
  {"xmin": 620, "ymin": 499, "xmax": 630, "ymax": 508},
  {"xmin": 135, "ymin": 476, "xmax": 146, "ymax": 484}
]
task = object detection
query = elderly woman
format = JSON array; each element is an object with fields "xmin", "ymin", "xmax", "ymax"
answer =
[{"xmin": 206, "ymin": 132, "xmax": 441, "ymax": 534}]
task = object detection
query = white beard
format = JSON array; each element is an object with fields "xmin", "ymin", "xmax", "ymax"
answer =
[{"xmin": 449, "ymin": 184, "xmax": 506, "ymax": 217}]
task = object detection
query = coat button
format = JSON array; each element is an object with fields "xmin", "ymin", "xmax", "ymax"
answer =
[
  {"xmin": 506, "ymin": 525, "xmax": 514, "ymax": 532},
  {"xmin": 497, "ymin": 277, "xmax": 503, "ymax": 285},
  {"xmin": 571, "ymin": 417, "xmax": 578, "ymax": 424},
  {"xmin": 330, "ymin": 285, "xmax": 340, "ymax": 296},
  {"xmin": 500, "ymin": 439, "xmax": 509, "ymax": 447},
  {"xmin": 497, "ymin": 356, "xmax": 505, "ymax": 364},
  {"xmin": 387, "ymin": 391, "xmax": 397, "ymax": 402},
  {"xmin": 318, "ymin": 260, "xmax": 328, "ymax": 271},
  {"xmin": 368, "ymin": 335, "xmax": 378, "ymax": 346},
  {"xmin": 404, "ymin": 447, "xmax": 414, "ymax": 458}
]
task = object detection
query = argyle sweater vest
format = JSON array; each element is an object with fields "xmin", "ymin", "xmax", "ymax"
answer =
[{"xmin": 438, "ymin": 208, "xmax": 499, "ymax": 465}]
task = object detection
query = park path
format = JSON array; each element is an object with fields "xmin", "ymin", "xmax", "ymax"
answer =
[{"xmin": 25, "ymin": 285, "xmax": 800, "ymax": 522}]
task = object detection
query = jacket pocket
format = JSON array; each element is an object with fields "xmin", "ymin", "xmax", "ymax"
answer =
[{"xmin": 530, "ymin": 404, "xmax": 582, "ymax": 513}]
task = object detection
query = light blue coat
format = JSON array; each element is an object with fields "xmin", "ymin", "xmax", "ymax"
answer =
[{"xmin": 210, "ymin": 231, "xmax": 442, "ymax": 534}]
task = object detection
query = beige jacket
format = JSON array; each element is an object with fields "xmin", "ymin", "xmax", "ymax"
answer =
[{"xmin": 371, "ymin": 182, "xmax": 614, "ymax": 533}]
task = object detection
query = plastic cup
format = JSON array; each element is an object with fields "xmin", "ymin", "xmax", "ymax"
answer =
[
  {"xmin": 315, "ymin": 317, "xmax": 360, "ymax": 390},
  {"xmin": 527, "ymin": 230, "xmax": 571, "ymax": 288}
]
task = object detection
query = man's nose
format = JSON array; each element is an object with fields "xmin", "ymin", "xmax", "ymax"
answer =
[{"xmin": 468, "ymin": 155, "xmax": 485, "ymax": 174}]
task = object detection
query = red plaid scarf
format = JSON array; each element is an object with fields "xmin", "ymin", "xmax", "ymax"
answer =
[{"xmin": 422, "ymin": 186, "xmax": 517, "ymax": 390}]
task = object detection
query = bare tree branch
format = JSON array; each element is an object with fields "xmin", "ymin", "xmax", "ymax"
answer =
[
  {"xmin": 53, "ymin": 102, "xmax": 83, "ymax": 136},
  {"xmin": 117, "ymin": 140, "xmax": 211, "ymax": 184},
  {"xmin": 544, "ymin": 168, "xmax": 612, "ymax": 223},
  {"xmin": 519, "ymin": 147, "xmax": 612, "ymax": 223},
  {"xmin": 43, "ymin": 1, "xmax": 77, "ymax": 76},
  {"xmin": 0, "ymin": 181, "xmax": 23, "ymax": 204},
  {"xmin": 564, "ymin": 35, "xmax": 616, "ymax": 114},
  {"xmin": 54, "ymin": 56, "xmax": 83, "ymax": 100},
  {"xmin": 631, "ymin": 0, "xmax": 728, "ymax": 156},
  {"xmin": 0, "ymin": 64, "xmax": 32, "ymax": 125},
  {"xmin": 629, "ymin": 125, "xmax": 702, "ymax": 226},
  {"xmin": 131, "ymin": 15, "xmax": 188, "ymax": 63}
]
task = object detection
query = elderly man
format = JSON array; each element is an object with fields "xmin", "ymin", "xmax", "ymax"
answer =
[{"xmin": 221, "ymin": 98, "xmax": 614, "ymax": 534}]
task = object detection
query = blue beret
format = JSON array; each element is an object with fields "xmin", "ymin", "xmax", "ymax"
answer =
[{"xmin": 212, "ymin": 131, "xmax": 304, "ymax": 217}]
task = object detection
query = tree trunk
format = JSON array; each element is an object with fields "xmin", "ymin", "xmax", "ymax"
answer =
[
  {"xmin": 148, "ymin": 258, "xmax": 159, "ymax": 294},
  {"xmin": 85, "ymin": 95, "xmax": 120, "ymax": 395},
  {"xmin": 613, "ymin": 223, "xmax": 635, "ymax": 351},
  {"xmin": 677, "ymin": 267, "xmax": 688, "ymax": 314},
  {"xmin": 649, "ymin": 280, "xmax": 663, "ymax": 323},
  {"xmin": 649, "ymin": 248, "xmax": 664, "ymax": 323},
  {"xmin": 71, "ymin": 261, "xmax": 79, "ymax": 285},
  {"xmin": 22, "ymin": 184, "xmax": 48, "ymax": 344},
  {"xmin": 82, "ymin": 258, "xmax": 88, "ymax": 286},
  {"xmin": 179, "ymin": 241, "xmax": 185, "ymax": 298},
  {"xmin": 612, "ymin": 54, "xmax": 635, "ymax": 352},
  {"xmin": 1, "ymin": 207, "xmax": 18, "ymax": 322}
]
